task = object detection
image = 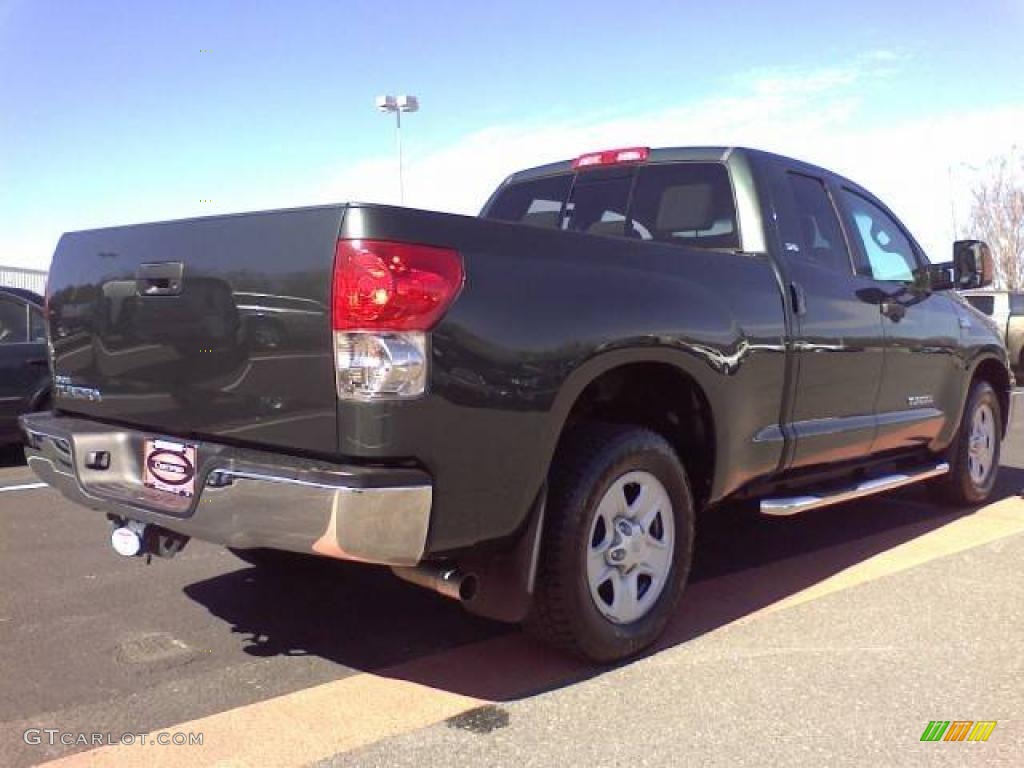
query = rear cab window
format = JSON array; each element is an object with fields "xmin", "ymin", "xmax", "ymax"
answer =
[
  {"xmin": 485, "ymin": 162, "xmax": 740, "ymax": 251},
  {"xmin": 629, "ymin": 163, "xmax": 739, "ymax": 249},
  {"xmin": 564, "ymin": 167, "xmax": 633, "ymax": 237},
  {"xmin": 485, "ymin": 174, "xmax": 571, "ymax": 229}
]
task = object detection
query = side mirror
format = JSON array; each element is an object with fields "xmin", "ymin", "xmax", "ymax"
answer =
[{"xmin": 954, "ymin": 240, "xmax": 994, "ymax": 289}]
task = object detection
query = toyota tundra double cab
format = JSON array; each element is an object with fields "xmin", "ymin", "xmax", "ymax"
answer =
[{"xmin": 23, "ymin": 146, "xmax": 1012, "ymax": 662}]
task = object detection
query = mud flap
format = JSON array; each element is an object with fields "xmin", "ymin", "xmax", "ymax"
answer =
[{"xmin": 461, "ymin": 486, "xmax": 546, "ymax": 624}]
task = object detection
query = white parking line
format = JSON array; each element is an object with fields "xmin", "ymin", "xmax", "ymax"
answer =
[{"xmin": 0, "ymin": 482, "xmax": 46, "ymax": 493}]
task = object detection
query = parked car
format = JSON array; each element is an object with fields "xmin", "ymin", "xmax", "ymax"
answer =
[
  {"xmin": 0, "ymin": 288, "xmax": 50, "ymax": 445},
  {"xmin": 23, "ymin": 146, "xmax": 1012, "ymax": 662},
  {"xmin": 959, "ymin": 289, "xmax": 1024, "ymax": 376}
]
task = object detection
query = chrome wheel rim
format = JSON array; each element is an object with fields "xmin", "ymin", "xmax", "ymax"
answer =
[
  {"xmin": 967, "ymin": 402, "xmax": 996, "ymax": 486},
  {"xmin": 585, "ymin": 470, "xmax": 674, "ymax": 625}
]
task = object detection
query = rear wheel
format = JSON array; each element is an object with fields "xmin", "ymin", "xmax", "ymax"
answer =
[
  {"xmin": 528, "ymin": 423, "xmax": 694, "ymax": 662},
  {"xmin": 931, "ymin": 379, "xmax": 1001, "ymax": 507}
]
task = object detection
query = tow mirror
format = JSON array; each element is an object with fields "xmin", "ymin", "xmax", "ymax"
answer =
[{"xmin": 954, "ymin": 240, "xmax": 994, "ymax": 289}]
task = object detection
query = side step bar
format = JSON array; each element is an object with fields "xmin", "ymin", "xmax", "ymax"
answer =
[{"xmin": 760, "ymin": 462, "xmax": 950, "ymax": 517}]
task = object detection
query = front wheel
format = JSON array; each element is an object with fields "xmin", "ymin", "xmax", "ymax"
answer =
[
  {"xmin": 528, "ymin": 423, "xmax": 695, "ymax": 662},
  {"xmin": 931, "ymin": 379, "xmax": 1002, "ymax": 507}
]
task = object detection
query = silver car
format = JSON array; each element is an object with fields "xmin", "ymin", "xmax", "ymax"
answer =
[{"xmin": 961, "ymin": 289, "xmax": 1024, "ymax": 376}]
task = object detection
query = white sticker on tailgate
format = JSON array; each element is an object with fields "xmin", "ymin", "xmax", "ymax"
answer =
[{"xmin": 143, "ymin": 439, "xmax": 197, "ymax": 497}]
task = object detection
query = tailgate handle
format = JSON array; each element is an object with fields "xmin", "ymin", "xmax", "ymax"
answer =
[{"xmin": 136, "ymin": 262, "xmax": 184, "ymax": 296}]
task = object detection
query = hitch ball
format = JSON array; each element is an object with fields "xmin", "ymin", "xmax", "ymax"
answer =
[
  {"xmin": 109, "ymin": 519, "xmax": 189, "ymax": 558},
  {"xmin": 111, "ymin": 522, "xmax": 145, "ymax": 557}
]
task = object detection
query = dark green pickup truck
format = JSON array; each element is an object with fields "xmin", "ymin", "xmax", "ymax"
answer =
[{"xmin": 22, "ymin": 146, "xmax": 1013, "ymax": 661}]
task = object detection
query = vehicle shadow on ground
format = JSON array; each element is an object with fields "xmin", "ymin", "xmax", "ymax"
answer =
[{"xmin": 182, "ymin": 465, "xmax": 1024, "ymax": 701}]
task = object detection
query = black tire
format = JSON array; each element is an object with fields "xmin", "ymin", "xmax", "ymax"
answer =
[
  {"xmin": 527, "ymin": 423, "xmax": 695, "ymax": 663},
  {"xmin": 931, "ymin": 379, "xmax": 1002, "ymax": 507}
]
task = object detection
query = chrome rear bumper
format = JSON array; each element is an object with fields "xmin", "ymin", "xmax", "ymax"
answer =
[{"xmin": 19, "ymin": 412, "xmax": 432, "ymax": 566}]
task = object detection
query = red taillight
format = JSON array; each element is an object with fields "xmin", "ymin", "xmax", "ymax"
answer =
[
  {"xmin": 572, "ymin": 146, "xmax": 650, "ymax": 170},
  {"xmin": 333, "ymin": 239, "xmax": 463, "ymax": 331}
]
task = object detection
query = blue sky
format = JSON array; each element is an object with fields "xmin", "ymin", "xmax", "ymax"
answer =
[{"xmin": 2, "ymin": 0, "xmax": 1023, "ymax": 269}]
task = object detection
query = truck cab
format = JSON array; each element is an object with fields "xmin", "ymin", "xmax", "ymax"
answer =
[{"xmin": 483, "ymin": 147, "xmax": 1008, "ymax": 479}]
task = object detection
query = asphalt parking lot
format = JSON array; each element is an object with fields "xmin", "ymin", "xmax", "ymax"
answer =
[{"xmin": 1, "ymin": 425, "xmax": 1023, "ymax": 768}]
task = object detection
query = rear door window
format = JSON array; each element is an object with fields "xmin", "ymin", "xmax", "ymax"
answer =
[
  {"xmin": 1009, "ymin": 294, "xmax": 1024, "ymax": 315},
  {"xmin": 780, "ymin": 173, "xmax": 852, "ymax": 275},
  {"xmin": 0, "ymin": 297, "xmax": 28, "ymax": 344}
]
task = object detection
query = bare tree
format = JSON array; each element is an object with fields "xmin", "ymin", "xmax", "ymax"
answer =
[{"xmin": 966, "ymin": 149, "xmax": 1024, "ymax": 290}]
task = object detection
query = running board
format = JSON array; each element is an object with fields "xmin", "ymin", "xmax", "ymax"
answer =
[{"xmin": 760, "ymin": 463, "xmax": 950, "ymax": 517}]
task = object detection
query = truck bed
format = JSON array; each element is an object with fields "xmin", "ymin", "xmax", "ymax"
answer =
[{"xmin": 47, "ymin": 199, "xmax": 788, "ymax": 553}]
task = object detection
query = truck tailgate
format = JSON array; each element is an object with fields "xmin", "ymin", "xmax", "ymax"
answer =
[{"xmin": 47, "ymin": 205, "xmax": 346, "ymax": 454}]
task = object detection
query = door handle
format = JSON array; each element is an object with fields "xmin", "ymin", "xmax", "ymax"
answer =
[
  {"xmin": 880, "ymin": 300, "xmax": 907, "ymax": 322},
  {"xmin": 26, "ymin": 357, "xmax": 48, "ymax": 367},
  {"xmin": 136, "ymin": 262, "xmax": 184, "ymax": 297}
]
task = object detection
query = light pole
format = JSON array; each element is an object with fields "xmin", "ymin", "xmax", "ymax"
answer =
[{"xmin": 376, "ymin": 94, "xmax": 419, "ymax": 204}]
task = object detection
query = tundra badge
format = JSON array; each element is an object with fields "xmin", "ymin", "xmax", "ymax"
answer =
[{"xmin": 55, "ymin": 375, "xmax": 103, "ymax": 402}]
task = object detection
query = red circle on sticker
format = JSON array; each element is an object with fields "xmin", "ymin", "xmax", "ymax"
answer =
[{"xmin": 146, "ymin": 450, "xmax": 195, "ymax": 486}]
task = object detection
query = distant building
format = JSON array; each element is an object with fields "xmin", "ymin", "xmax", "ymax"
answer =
[{"xmin": 0, "ymin": 266, "xmax": 47, "ymax": 296}]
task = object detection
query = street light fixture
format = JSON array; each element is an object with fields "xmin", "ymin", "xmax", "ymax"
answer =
[{"xmin": 376, "ymin": 94, "xmax": 419, "ymax": 203}]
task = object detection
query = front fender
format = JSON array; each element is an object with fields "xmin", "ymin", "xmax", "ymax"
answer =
[{"xmin": 940, "ymin": 348, "xmax": 1013, "ymax": 446}]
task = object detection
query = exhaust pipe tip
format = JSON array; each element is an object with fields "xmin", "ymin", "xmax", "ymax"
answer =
[
  {"xmin": 456, "ymin": 572, "xmax": 479, "ymax": 602},
  {"xmin": 391, "ymin": 564, "xmax": 478, "ymax": 603}
]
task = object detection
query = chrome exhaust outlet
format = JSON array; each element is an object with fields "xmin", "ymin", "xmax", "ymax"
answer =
[{"xmin": 391, "ymin": 564, "xmax": 479, "ymax": 603}]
